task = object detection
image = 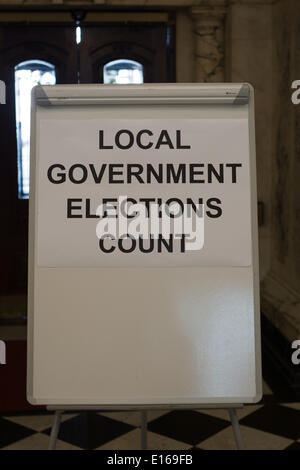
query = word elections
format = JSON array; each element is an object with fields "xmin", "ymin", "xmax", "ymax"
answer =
[
  {"xmin": 99, "ymin": 129, "xmax": 191, "ymax": 150},
  {"xmin": 67, "ymin": 197, "xmax": 221, "ymax": 219},
  {"xmin": 47, "ymin": 163, "xmax": 242, "ymax": 185}
]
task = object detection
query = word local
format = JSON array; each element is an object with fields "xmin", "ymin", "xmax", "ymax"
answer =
[{"xmin": 99, "ymin": 129, "xmax": 191, "ymax": 150}]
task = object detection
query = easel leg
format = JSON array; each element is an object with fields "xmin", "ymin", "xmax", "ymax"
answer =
[
  {"xmin": 228, "ymin": 408, "xmax": 244, "ymax": 450},
  {"xmin": 141, "ymin": 411, "xmax": 147, "ymax": 450},
  {"xmin": 48, "ymin": 410, "xmax": 63, "ymax": 450}
]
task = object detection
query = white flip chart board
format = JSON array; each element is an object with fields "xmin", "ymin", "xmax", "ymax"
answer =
[{"xmin": 27, "ymin": 83, "xmax": 262, "ymax": 406}]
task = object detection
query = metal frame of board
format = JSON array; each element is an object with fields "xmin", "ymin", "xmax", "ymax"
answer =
[{"xmin": 27, "ymin": 84, "xmax": 262, "ymax": 415}]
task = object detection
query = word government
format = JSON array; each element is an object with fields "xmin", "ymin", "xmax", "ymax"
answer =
[{"xmin": 47, "ymin": 162, "xmax": 242, "ymax": 185}]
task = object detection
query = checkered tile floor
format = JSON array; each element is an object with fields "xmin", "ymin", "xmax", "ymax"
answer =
[{"xmin": 1, "ymin": 381, "xmax": 300, "ymax": 450}]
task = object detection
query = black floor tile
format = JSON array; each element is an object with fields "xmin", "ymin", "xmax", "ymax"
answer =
[
  {"xmin": 240, "ymin": 405, "xmax": 300, "ymax": 440},
  {"xmin": 262, "ymin": 337, "xmax": 300, "ymax": 404},
  {"xmin": 43, "ymin": 411, "xmax": 135, "ymax": 450},
  {"xmin": 148, "ymin": 410, "xmax": 230, "ymax": 446},
  {"xmin": 0, "ymin": 417, "xmax": 36, "ymax": 448}
]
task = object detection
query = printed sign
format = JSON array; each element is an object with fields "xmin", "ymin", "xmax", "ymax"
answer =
[{"xmin": 37, "ymin": 118, "xmax": 251, "ymax": 267}]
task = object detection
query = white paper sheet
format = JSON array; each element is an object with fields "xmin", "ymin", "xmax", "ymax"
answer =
[{"xmin": 36, "ymin": 118, "xmax": 252, "ymax": 267}]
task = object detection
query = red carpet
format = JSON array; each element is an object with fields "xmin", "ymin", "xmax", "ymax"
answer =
[{"xmin": 0, "ymin": 341, "xmax": 44, "ymax": 412}]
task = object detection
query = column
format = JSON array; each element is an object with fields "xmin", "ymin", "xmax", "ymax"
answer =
[{"xmin": 191, "ymin": 6, "xmax": 227, "ymax": 83}]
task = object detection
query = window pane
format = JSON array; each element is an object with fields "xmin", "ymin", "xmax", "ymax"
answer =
[
  {"xmin": 103, "ymin": 59, "xmax": 143, "ymax": 85},
  {"xmin": 15, "ymin": 60, "xmax": 56, "ymax": 199},
  {"xmin": 76, "ymin": 26, "xmax": 82, "ymax": 45}
]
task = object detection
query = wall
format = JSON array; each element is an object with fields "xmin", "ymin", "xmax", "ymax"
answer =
[
  {"xmin": 227, "ymin": 0, "xmax": 273, "ymax": 280},
  {"xmin": 261, "ymin": 0, "xmax": 300, "ymax": 343}
]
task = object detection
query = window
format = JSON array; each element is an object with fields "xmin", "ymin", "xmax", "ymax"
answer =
[
  {"xmin": 103, "ymin": 59, "xmax": 143, "ymax": 85},
  {"xmin": 15, "ymin": 60, "xmax": 56, "ymax": 199}
]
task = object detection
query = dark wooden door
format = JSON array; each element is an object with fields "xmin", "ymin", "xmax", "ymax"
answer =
[
  {"xmin": 0, "ymin": 20, "xmax": 175, "ymax": 298},
  {"xmin": 0, "ymin": 24, "xmax": 77, "ymax": 296},
  {"xmin": 79, "ymin": 23, "xmax": 175, "ymax": 84},
  {"xmin": 0, "ymin": 19, "xmax": 174, "ymax": 411}
]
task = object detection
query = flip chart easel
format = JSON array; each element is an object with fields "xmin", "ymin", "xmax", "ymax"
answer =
[{"xmin": 27, "ymin": 83, "xmax": 261, "ymax": 450}]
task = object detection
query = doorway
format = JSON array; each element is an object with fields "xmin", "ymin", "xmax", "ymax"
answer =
[{"xmin": 0, "ymin": 13, "xmax": 175, "ymax": 410}]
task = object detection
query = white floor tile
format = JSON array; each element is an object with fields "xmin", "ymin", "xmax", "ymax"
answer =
[
  {"xmin": 4, "ymin": 413, "xmax": 77, "ymax": 432},
  {"xmin": 196, "ymin": 405, "xmax": 262, "ymax": 421},
  {"xmin": 98, "ymin": 410, "xmax": 169, "ymax": 427},
  {"xmin": 1, "ymin": 433, "xmax": 81, "ymax": 450},
  {"xmin": 281, "ymin": 402, "xmax": 300, "ymax": 411},
  {"xmin": 198, "ymin": 425, "xmax": 293, "ymax": 450},
  {"xmin": 96, "ymin": 429, "xmax": 191, "ymax": 451}
]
